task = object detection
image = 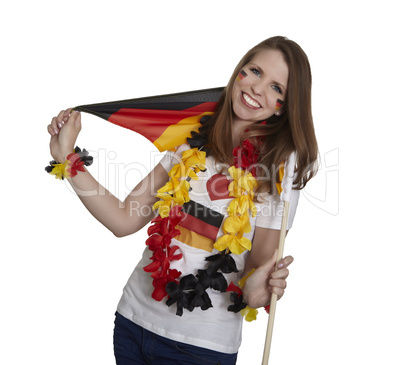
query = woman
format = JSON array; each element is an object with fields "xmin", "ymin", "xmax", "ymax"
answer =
[{"xmin": 47, "ymin": 36, "xmax": 318, "ymax": 364}]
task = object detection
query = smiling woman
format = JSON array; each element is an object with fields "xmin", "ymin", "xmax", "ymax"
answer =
[
  {"xmin": 46, "ymin": 35, "xmax": 318, "ymax": 364},
  {"xmin": 202, "ymin": 36, "xmax": 318, "ymax": 194},
  {"xmin": 231, "ymin": 49, "xmax": 289, "ymax": 124}
]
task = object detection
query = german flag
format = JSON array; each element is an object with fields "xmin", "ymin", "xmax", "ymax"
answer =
[
  {"xmin": 177, "ymin": 200, "xmax": 225, "ymax": 252},
  {"xmin": 74, "ymin": 87, "xmax": 224, "ymax": 152}
]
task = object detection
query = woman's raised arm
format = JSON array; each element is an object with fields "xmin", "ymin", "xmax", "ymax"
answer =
[{"xmin": 47, "ymin": 109, "xmax": 169, "ymax": 237}]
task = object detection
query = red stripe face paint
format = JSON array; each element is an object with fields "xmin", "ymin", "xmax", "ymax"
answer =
[
  {"xmin": 275, "ymin": 99, "xmax": 284, "ymax": 110},
  {"xmin": 236, "ymin": 69, "xmax": 247, "ymax": 81}
]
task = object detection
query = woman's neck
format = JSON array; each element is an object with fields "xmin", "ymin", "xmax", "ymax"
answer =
[{"xmin": 232, "ymin": 117, "xmax": 253, "ymax": 147}]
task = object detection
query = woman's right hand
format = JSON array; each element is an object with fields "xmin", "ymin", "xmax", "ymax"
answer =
[{"xmin": 48, "ymin": 109, "xmax": 82, "ymax": 162}]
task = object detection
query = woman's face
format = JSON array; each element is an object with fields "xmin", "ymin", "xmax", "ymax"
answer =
[{"xmin": 231, "ymin": 49, "xmax": 289, "ymax": 123}]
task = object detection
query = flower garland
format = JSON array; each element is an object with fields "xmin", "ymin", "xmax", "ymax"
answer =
[
  {"xmin": 45, "ymin": 146, "xmax": 93, "ymax": 180},
  {"xmin": 143, "ymin": 116, "xmax": 277, "ymax": 321},
  {"xmin": 227, "ymin": 269, "xmax": 259, "ymax": 322}
]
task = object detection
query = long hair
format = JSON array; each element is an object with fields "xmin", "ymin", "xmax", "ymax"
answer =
[{"xmin": 203, "ymin": 36, "xmax": 318, "ymax": 192}]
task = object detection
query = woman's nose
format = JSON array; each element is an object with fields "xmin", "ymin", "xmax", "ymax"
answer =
[{"xmin": 251, "ymin": 80, "xmax": 265, "ymax": 96}]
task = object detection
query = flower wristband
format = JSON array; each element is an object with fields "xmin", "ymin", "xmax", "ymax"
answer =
[{"xmin": 45, "ymin": 146, "xmax": 93, "ymax": 180}]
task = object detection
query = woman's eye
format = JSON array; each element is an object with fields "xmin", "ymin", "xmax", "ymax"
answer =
[
  {"xmin": 251, "ymin": 68, "xmax": 261, "ymax": 77},
  {"xmin": 272, "ymin": 85, "xmax": 282, "ymax": 94}
]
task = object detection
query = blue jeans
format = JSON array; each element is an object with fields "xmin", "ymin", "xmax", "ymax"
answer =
[{"xmin": 113, "ymin": 312, "xmax": 238, "ymax": 365}]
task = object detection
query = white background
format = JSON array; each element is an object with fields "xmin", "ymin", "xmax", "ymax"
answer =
[{"xmin": 1, "ymin": 0, "xmax": 401, "ymax": 364}]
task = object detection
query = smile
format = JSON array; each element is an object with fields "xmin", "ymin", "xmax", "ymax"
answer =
[{"xmin": 241, "ymin": 92, "xmax": 261, "ymax": 109}]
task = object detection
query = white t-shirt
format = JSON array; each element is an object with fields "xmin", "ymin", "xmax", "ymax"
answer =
[{"xmin": 117, "ymin": 144, "xmax": 299, "ymax": 354}]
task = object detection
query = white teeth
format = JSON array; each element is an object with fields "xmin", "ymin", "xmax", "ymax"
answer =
[{"xmin": 242, "ymin": 93, "xmax": 261, "ymax": 108}]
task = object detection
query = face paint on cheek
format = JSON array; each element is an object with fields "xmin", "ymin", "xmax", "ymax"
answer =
[
  {"xmin": 236, "ymin": 69, "xmax": 247, "ymax": 81},
  {"xmin": 275, "ymin": 99, "xmax": 284, "ymax": 111}
]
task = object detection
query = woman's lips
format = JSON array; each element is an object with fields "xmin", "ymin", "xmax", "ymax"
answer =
[{"xmin": 241, "ymin": 92, "xmax": 261, "ymax": 109}]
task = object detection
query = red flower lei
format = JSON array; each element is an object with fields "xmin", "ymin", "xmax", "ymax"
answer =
[
  {"xmin": 233, "ymin": 139, "xmax": 260, "ymax": 176},
  {"xmin": 143, "ymin": 205, "xmax": 184, "ymax": 301}
]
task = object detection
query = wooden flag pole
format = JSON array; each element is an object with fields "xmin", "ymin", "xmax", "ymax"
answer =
[
  {"xmin": 261, "ymin": 152, "xmax": 295, "ymax": 365},
  {"xmin": 261, "ymin": 200, "xmax": 290, "ymax": 365}
]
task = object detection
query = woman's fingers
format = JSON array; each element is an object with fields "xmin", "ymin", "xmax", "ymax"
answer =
[
  {"xmin": 277, "ymin": 255, "xmax": 294, "ymax": 269},
  {"xmin": 47, "ymin": 109, "xmax": 81, "ymax": 162},
  {"xmin": 47, "ymin": 109, "xmax": 75, "ymax": 136},
  {"xmin": 59, "ymin": 108, "xmax": 74, "ymax": 125},
  {"xmin": 270, "ymin": 267, "xmax": 290, "ymax": 280},
  {"xmin": 63, "ymin": 108, "xmax": 73, "ymax": 121},
  {"xmin": 55, "ymin": 110, "xmax": 66, "ymax": 129},
  {"xmin": 269, "ymin": 285, "xmax": 285, "ymax": 298},
  {"xmin": 269, "ymin": 278, "xmax": 287, "ymax": 290},
  {"xmin": 65, "ymin": 110, "xmax": 82, "ymax": 135},
  {"xmin": 269, "ymin": 255, "xmax": 293, "ymax": 299},
  {"xmin": 48, "ymin": 112, "xmax": 64, "ymax": 136},
  {"xmin": 48, "ymin": 117, "xmax": 60, "ymax": 136},
  {"xmin": 47, "ymin": 123, "xmax": 55, "ymax": 136},
  {"xmin": 269, "ymin": 277, "xmax": 287, "ymax": 299}
]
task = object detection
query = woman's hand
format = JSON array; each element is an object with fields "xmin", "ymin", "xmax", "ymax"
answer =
[
  {"xmin": 243, "ymin": 249, "xmax": 294, "ymax": 308},
  {"xmin": 47, "ymin": 109, "xmax": 82, "ymax": 162}
]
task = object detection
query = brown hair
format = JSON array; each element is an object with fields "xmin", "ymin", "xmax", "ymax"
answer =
[{"xmin": 204, "ymin": 36, "xmax": 318, "ymax": 192}]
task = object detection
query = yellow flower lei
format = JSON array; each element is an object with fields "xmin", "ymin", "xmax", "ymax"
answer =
[
  {"xmin": 213, "ymin": 166, "xmax": 258, "ymax": 255},
  {"xmin": 153, "ymin": 148, "xmax": 258, "ymax": 257},
  {"xmin": 49, "ymin": 161, "xmax": 72, "ymax": 180},
  {"xmin": 152, "ymin": 147, "xmax": 206, "ymax": 217},
  {"xmin": 238, "ymin": 269, "xmax": 259, "ymax": 322}
]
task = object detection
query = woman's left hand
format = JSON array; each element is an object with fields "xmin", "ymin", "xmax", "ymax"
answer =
[{"xmin": 242, "ymin": 249, "xmax": 294, "ymax": 308}]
